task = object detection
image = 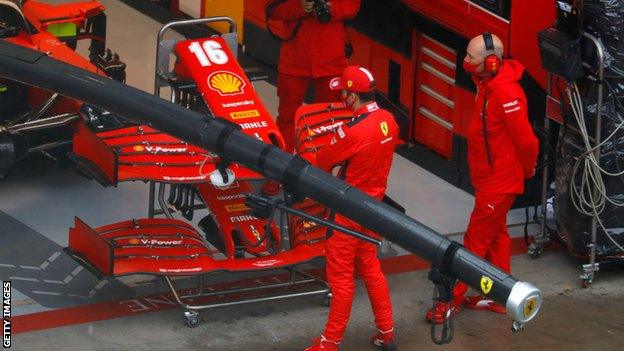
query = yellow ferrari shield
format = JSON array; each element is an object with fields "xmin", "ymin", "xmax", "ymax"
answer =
[
  {"xmin": 380, "ymin": 121, "xmax": 389, "ymax": 136},
  {"xmin": 524, "ymin": 297, "xmax": 537, "ymax": 318},
  {"xmin": 480, "ymin": 276, "xmax": 493, "ymax": 294}
]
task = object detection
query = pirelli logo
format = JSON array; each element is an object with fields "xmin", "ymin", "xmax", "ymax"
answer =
[
  {"xmin": 230, "ymin": 109, "xmax": 260, "ymax": 120},
  {"xmin": 225, "ymin": 203, "xmax": 250, "ymax": 212}
]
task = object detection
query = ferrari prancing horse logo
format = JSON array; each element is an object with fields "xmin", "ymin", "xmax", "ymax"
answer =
[
  {"xmin": 480, "ymin": 276, "xmax": 493, "ymax": 294},
  {"xmin": 524, "ymin": 297, "xmax": 537, "ymax": 318},
  {"xmin": 380, "ymin": 121, "xmax": 389, "ymax": 136}
]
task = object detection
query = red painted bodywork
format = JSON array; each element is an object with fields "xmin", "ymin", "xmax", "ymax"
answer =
[
  {"xmin": 68, "ymin": 217, "xmax": 325, "ymax": 276},
  {"xmin": 175, "ymin": 37, "xmax": 285, "ymax": 147},
  {"xmin": 294, "ymin": 102, "xmax": 354, "ymax": 154},
  {"xmin": 6, "ymin": 1, "xmax": 109, "ymax": 118},
  {"xmin": 74, "ymin": 124, "xmax": 266, "ymax": 183},
  {"xmin": 243, "ymin": 0, "xmax": 557, "ymax": 159},
  {"xmin": 69, "ymin": 32, "xmax": 331, "ymax": 275},
  {"xmin": 22, "ymin": 0, "xmax": 104, "ymax": 31}
]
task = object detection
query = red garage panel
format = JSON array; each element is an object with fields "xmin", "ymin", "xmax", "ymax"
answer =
[{"xmin": 413, "ymin": 33, "xmax": 457, "ymax": 159}]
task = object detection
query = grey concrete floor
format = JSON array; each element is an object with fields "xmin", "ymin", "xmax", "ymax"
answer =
[
  {"xmin": 8, "ymin": 251, "xmax": 624, "ymax": 351},
  {"xmin": 2, "ymin": 1, "xmax": 624, "ymax": 350}
]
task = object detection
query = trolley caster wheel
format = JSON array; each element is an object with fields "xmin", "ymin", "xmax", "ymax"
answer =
[
  {"xmin": 184, "ymin": 311, "xmax": 200, "ymax": 328},
  {"xmin": 581, "ymin": 279, "xmax": 592, "ymax": 289},
  {"xmin": 185, "ymin": 315, "xmax": 200, "ymax": 328},
  {"xmin": 323, "ymin": 292, "xmax": 332, "ymax": 307}
]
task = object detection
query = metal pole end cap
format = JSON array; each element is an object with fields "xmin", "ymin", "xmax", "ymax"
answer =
[{"xmin": 506, "ymin": 281, "xmax": 542, "ymax": 323}]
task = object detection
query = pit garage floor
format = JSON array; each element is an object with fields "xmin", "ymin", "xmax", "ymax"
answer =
[{"xmin": 1, "ymin": 1, "xmax": 623, "ymax": 350}]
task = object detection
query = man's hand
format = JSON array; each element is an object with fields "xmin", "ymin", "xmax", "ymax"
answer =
[
  {"xmin": 526, "ymin": 164, "xmax": 537, "ymax": 179},
  {"xmin": 301, "ymin": 0, "xmax": 314, "ymax": 14}
]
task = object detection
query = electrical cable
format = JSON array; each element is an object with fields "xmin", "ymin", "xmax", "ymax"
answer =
[{"xmin": 566, "ymin": 82, "xmax": 624, "ymax": 253}]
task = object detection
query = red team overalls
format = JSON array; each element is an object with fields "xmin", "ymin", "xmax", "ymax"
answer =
[
  {"xmin": 266, "ymin": 0, "xmax": 360, "ymax": 151},
  {"xmin": 315, "ymin": 100, "xmax": 398, "ymax": 342},
  {"xmin": 429, "ymin": 59, "xmax": 539, "ymax": 322}
]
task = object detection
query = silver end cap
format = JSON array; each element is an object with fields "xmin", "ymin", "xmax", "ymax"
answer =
[{"xmin": 506, "ymin": 281, "xmax": 542, "ymax": 323}]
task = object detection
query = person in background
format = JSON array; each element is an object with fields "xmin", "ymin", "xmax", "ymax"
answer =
[
  {"xmin": 265, "ymin": 0, "xmax": 360, "ymax": 153},
  {"xmin": 426, "ymin": 32, "xmax": 539, "ymax": 324}
]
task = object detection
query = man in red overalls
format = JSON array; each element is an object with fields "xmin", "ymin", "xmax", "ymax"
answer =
[
  {"xmin": 266, "ymin": 0, "xmax": 360, "ymax": 152},
  {"xmin": 427, "ymin": 33, "xmax": 539, "ymax": 323},
  {"xmin": 301, "ymin": 66, "xmax": 398, "ymax": 350}
]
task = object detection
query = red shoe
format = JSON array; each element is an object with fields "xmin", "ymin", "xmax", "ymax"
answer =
[
  {"xmin": 261, "ymin": 179, "xmax": 281, "ymax": 196},
  {"xmin": 463, "ymin": 295, "xmax": 506, "ymax": 314},
  {"xmin": 425, "ymin": 301, "xmax": 460, "ymax": 324},
  {"xmin": 372, "ymin": 328, "xmax": 397, "ymax": 351},
  {"xmin": 304, "ymin": 335, "xmax": 340, "ymax": 351}
]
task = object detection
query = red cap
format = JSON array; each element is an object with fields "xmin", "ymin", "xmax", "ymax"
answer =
[{"xmin": 329, "ymin": 65, "xmax": 376, "ymax": 93}]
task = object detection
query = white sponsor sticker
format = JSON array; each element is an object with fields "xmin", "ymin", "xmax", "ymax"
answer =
[
  {"xmin": 337, "ymin": 126, "xmax": 346, "ymax": 139},
  {"xmin": 240, "ymin": 121, "xmax": 269, "ymax": 130},
  {"xmin": 251, "ymin": 259, "xmax": 282, "ymax": 268},
  {"xmin": 380, "ymin": 137, "xmax": 394, "ymax": 144},
  {"xmin": 230, "ymin": 214, "xmax": 258, "ymax": 223},
  {"xmin": 140, "ymin": 239, "xmax": 183, "ymax": 246},
  {"xmin": 158, "ymin": 267, "xmax": 202, "ymax": 273},
  {"xmin": 163, "ymin": 175, "xmax": 209, "ymax": 182},
  {"xmin": 366, "ymin": 102, "xmax": 379, "ymax": 112},
  {"xmin": 503, "ymin": 100, "xmax": 519, "ymax": 108},
  {"xmin": 145, "ymin": 146, "xmax": 188, "ymax": 153},
  {"xmin": 221, "ymin": 100, "xmax": 255, "ymax": 108},
  {"xmin": 504, "ymin": 106, "xmax": 521, "ymax": 114},
  {"xmin": 312, "ymin": 121, "xmax": 344, "ymax": 134},
  {"xmin": 216, "ymin": 193, "xmax": 246, "ymax": 201}
]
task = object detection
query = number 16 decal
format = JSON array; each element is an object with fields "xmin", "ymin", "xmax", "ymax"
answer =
[{"xmin": 188, "ymin": 40, "xmax": 229, "ymax": 67}]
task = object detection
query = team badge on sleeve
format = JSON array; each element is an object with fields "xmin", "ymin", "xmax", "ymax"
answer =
[
  {"xmin": 337, "ymin": 126, "xmax": 346, "ymax": 139},
  {"xmin": 503, "ymin": 99, "xmax": 521, "ymax": 115},
  {"xmin": 329, "ymin": 125, "xmax": 350, "ymax": 145},
  {"xmin": 380, "ymin": 121, "xmax": 389, "ymax": 136}
]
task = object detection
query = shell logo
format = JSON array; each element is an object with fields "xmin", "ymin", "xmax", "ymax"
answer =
[
  {"xmin": 128, "ymin": 238, "xmax": 140, "ymax": 245},
  {"xmin": 133, "ymin": 145, "xmax": 145, "ymax": 152},
  {"xmin": 207, "ymin": 71, "xmax": 246, "ymax": 96},
  {"xmin": 302, "ymin": 220, "xmax": 317, "ymax": 229}
]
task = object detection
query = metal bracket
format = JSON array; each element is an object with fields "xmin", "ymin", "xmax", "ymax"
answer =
[
  {"xmin": 511, "ymin": 321, "xmax": 525, "ymax": 333},
  {"xmin": 527, "ymin": 236, "xmax": 549, "ymax": 259},
  {"xmin": 580, "ymin": 261, "xmax": 600, "ymax": 287}
]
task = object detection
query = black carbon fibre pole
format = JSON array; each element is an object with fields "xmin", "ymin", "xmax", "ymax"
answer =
[{"xmin": 0, "ymin": 39, "xmax": 541, "ymax": 325}]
